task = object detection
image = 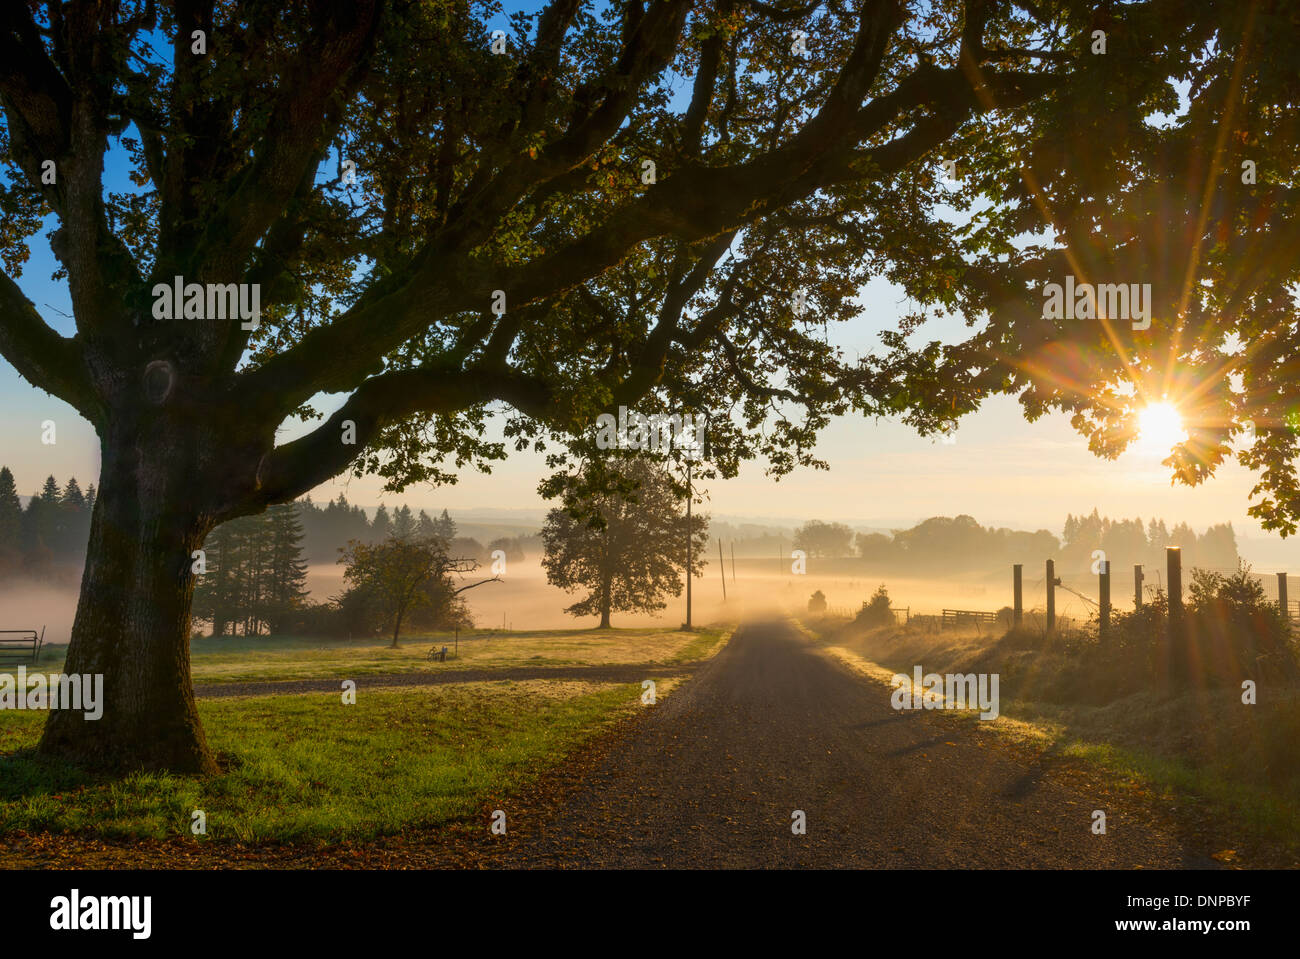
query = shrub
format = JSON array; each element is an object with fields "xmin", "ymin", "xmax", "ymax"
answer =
[
  {"xmin": 1186, "ymin": 564, "xmax": 1295, "ymax": 682},
  {"xmin": 1069, "ymin": 563, "xmax": 1297, "ymax": 697},
  {"xmin": 807, "ymin": 590, "xmax": 827, "ymax": 614},
  {"xmin": 855, "ymin": 584, "xmax": 894, "ymax": 628}
]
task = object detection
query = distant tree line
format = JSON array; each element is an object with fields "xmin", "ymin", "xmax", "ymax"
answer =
[
  {"xmin": 0, "ymin": 470, "xmax": 530, "ymax": 581},
  {"xmin": 793, "ymin": 520, "xmax": 856, "ymax": 558},
  {"xmin": 1059, "ymin": 510, "xmax": 1238, "ymax": 574},
  {"xmin": 0, "ymin": 467, "xmax": 95, "ymax": 577},
  {"xmin": 856, "ymin": 516, "xmax": 1060, "ymax": 571},
  {"xmin": 781, "ymin": 512, "xmax": 1240, "ymax": 573},
  {"xmin": 295, "ymin": 496, "xmax": 530, "ymax": 567}
]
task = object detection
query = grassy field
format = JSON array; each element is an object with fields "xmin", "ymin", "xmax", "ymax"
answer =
[
  {"xmin": 0, "ymin": 626, "xmax": 731, "ymax": 842},
  {"xmin": 803, "ymin": 614, "xmax": 1300, "ymax": 859},
  {"xmin": 29, "ymin": 625, "xmax": 727, "ymax": 685}
]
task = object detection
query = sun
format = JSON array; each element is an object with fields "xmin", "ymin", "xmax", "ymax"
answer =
[{"xmin": 1137, "ymin": 402, "xmax": 1187, "ymax": 450}]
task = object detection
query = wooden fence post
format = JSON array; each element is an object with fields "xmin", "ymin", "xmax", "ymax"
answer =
[
  {"xmin": 1013, "ymin": 564, "xmax": 1023, "ymax": 626},
  {"xmin": 1134, "ymin": 564, "xmax": 1144, "ymax": 610},
  {"xmin": 1099, "ymin": 559, "xmax": 1111, "ymax": 640},
  {"xmin": 1278, "ymin": 572, "xmax": 1289, "ymax": 627},
  {"xmin": 1167, "ymin": 547, "xmax": 1183, "ymax": 672},
  {"xmin": 1046, "ymin": 559, "xmax": 1058, "ymax": 632}
]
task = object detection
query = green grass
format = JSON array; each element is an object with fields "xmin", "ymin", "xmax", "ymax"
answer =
[
  {"xmin": 27, "ymin": 625, "xmax": 728, "ymax": 685},
  {"xmin": 0, "ymin": 679, "xmax": 640, "ymax": 841}
]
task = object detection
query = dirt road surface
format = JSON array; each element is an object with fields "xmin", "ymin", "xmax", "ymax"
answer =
[{"xmin": 475, "ymin": 618, "xmax": 1213, "ymax": 868}]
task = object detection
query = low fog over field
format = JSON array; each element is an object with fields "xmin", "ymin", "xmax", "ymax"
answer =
[
  {"xmin": 4, "ymin": 505, "xmax": 1290, "ymax": 643},
  {"xmin": 305, "ymin": 555, "xmax": 1123, "ymax": 632},
  {"xmin": 0, "ymin": 574, "xmax": 79, "ymax": 647}
]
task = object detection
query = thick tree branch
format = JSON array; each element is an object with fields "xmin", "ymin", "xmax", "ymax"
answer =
[
  {"xmin": 194, "ymin": 1, "xmax": 382, "ymax": 283},
  {"xmin": 239, "ymin": 54, "xmax": 1059, "ymax": 427},
  {"xmin": 252, "ymin": 365, "xmax": 556, "ymax": 508},
  {"xmin": 0, "ymin": 270, "xmax": 101, "ymax": 422}
]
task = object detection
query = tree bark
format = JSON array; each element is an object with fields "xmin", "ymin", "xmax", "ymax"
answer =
[
  {"xmin": 37, "ymin": 424, "xmax": 218, "ymax": 775},
  {"xmin": 599, "ymin": 573, "xmax": 612, "ymax": 629}
]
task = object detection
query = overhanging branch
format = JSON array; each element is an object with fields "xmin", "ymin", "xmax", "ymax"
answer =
[
  {"xmin": 0, "ymin": 271, "xmax": 101, "ymax": 423},
  {"xmin": 252, "ymin": 365, "xmax": 556, "ymax": 508}
]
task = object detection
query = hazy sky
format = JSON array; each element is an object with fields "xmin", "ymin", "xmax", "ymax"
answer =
[{"xmin": 3, "ymin": 251, "xmax": 1284, "ymax": 557}]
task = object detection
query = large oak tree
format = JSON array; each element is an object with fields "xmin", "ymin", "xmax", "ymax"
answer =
[{"xmin": 0, "ymin": 0, "xmax": 1230, "ymax": 772}]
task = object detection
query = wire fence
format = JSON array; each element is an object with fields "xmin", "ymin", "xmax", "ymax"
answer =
[{"xmin": 821, "ymin": 561, "xmax": 1300, "ymax": 627}]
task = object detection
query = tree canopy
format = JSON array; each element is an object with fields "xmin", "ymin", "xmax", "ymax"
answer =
[
  {"xmin": 793, "ymin": 519, "xmax": 855, "ymax": 557},
  {"xmin": 0, "ymin": 0, "xmax": 1281, "ymax": 773},
  {"xmin": 1, "ymin": 0, "xmax": 1237, "ymax": 518}
]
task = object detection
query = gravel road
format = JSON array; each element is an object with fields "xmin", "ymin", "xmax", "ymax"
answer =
[{"xmin": 474, "ymin": 618, "xmax": 1216, "ymax": 868}]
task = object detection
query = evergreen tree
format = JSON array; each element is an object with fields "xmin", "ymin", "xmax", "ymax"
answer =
[
  {"xmin": 21, "ymin": 476, "xmax": 62, "ymax": 568},
  {"xmin": 433, "ymin": 509, "xmax": 456, "ymax": 544},
  {"xmin": 264, "ymin": 504, "xmax": 309, "ymax": 633},
  {"xmin": 55, "ymin": 478, "xmax": 91, "ymax": 560},
  {"xmin": 194, "ymin": 521, "xmax": 238, "ymax": 636},
  {"xmin": 61, "ymin": 478, "xmax": 85, "ymax": 510},
  {"xmin": 239, "ymin": 515, "xmax": 268, "ymax": 636},
  {"xmin": 194, "ymin": 507, "xmax": 310, "ymax": 637},
  {"xmin": 392, "ymin": 504, "xmax": 416, "ymax": 540},
  {"xmin": 371, "ymin": 504, "xmax": 392, "ymax": 542},
  {"xmin": 0, "ymin": 467, "xmax": 22, "ymax": 572},
  {"xmin": 1062, "ymin": 513, "xmax": 1079, "ymax": 547}
]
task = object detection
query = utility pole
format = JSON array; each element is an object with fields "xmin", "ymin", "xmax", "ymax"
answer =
[
  {"xmin": 731, "ymin": 541, "xmax": 737, "ymax": 587},
  {"xmin": 685, "ymin": 459, "xmax": 692, "ymax": 630},
  {"xmin": 1013, "ymin": 564, "xmax": 1023, "ymax": 626},
  {"xmin": 718, "ymin": 538, "xmax": 727, "ymax": 601},
  {"xmin": 1099, "ymin": 559, "xmax": 1111, "ymax": 641},
  {"xmin": 1134, "ymin": 565, "xmax": 1144, "ymax": 609}
]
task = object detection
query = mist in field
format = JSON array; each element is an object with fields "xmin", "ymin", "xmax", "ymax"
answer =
[
  {"xmin": 0, "ymin": 574, "xmax": 79, "ymax": 649},
  {"xmin": 1, "ymin": 561, "xmax": 1007, "ymax": 644},
  {"xmin": 305, "ymin": 556, "xmax": 1037, "ymax": 632},
  {"xmin": 0, "ymin": 525, "xmax": 1273, "ymax": 645}
]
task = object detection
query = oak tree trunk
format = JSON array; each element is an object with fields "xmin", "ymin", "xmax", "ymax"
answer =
[{"xmin": 38, "ymin": 422, "xmax": 219, "ymax": 774}]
